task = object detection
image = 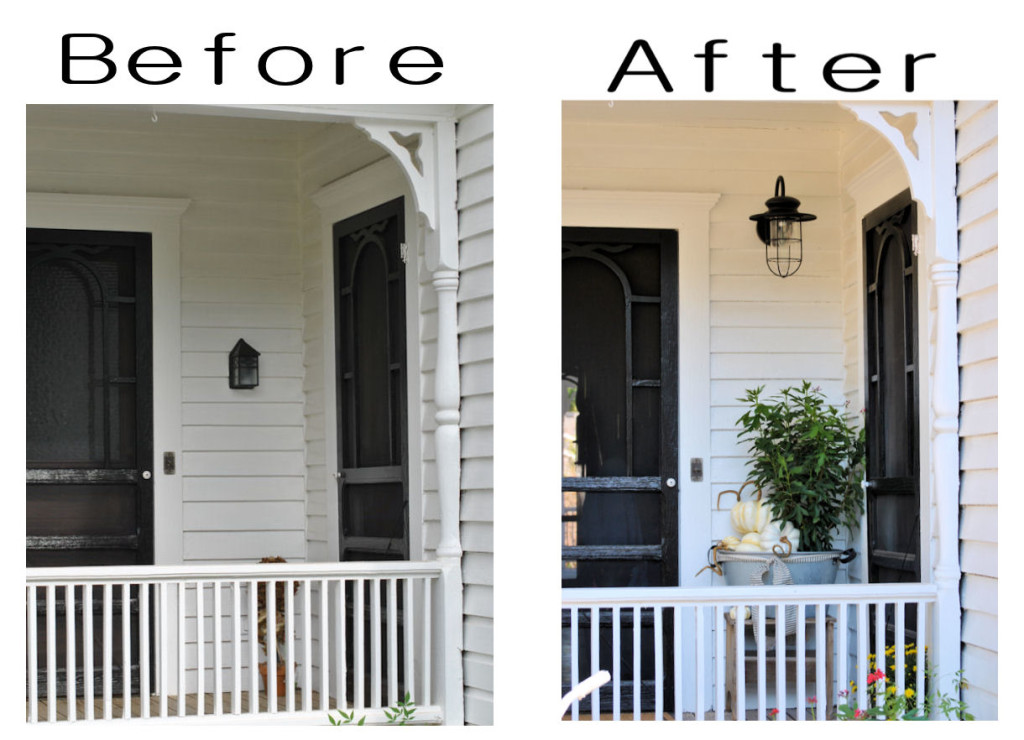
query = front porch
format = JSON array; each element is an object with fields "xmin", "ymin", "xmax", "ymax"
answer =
[
  {"xmin": 27, "ymin": 561, "xmax": 458, "ymax": 725},
  {"xmin": 562, "ymin": 582, "xmax": 940, "ymax": 721}
]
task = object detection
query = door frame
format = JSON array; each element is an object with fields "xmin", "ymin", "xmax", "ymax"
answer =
[
  {"xmin": 27, "ymin": 193, "xmax": 189, "ymax": 567},
  {"xmin": 312, "ymin": 159, "xmax": 424, "ymax": 563}
]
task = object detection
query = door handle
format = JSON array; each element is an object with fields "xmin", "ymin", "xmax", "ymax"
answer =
[
  {"xmin": 141, "ymin": 470, "xmax": 152, "ymax": 480},
  {"xmin": 665, "ymin": 477, "xmax": 677, "ymax": 488}
]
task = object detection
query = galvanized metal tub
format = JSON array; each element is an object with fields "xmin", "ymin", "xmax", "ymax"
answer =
[{"xmin": 718, "ymin": 549, "xmax": 856, "ymax": 587}]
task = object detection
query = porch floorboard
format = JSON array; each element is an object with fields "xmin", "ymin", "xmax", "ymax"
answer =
[{"xmin": 564, "ymin": 708, "xmax": 825, "ymax": 721}]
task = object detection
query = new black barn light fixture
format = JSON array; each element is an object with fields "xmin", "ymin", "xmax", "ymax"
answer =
[
  {"xmin": 749, "ymin": 175, "xmax": 816, "ymax": 278},
  {"xmin": 229, "ymin": 338, "xmax": 260, "ymax": 389}
]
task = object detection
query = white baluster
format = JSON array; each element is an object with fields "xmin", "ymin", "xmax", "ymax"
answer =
[
  {"xmin": 796, "ymin": 603, "xmax": 807, "ymax": 719},
  {"xmin": 213, "ymin": 580, "xmax": 222, "ymax": 715},
  {"xmin": 611, "ymin": 606, "xmax": 620, "ymax": 721},
  {"xmin": 632, "ymin": 606, "xmax": 640, "ymax": 720},
  {"xmin": 286, "ymin": 580, "xmax": 295, "ymax": 711},
  {"xmin": 675, "ymin": 606, "xmax": 684, "ymax": 721},
  {"xmin": 814, "ymin": 603, "xmax": 826, "ymax": 721},
  {"xmin": 755, "ymin": 604, "xmax": 766, "ymax": 720},
  {"xmin": 140, "ymin": 583, "xmax": 150, "ymax": 718},
  {"xmin": 856, "ymin": 602, "xmax": 869, "ymax": 711},
  {"xmin": 713, "ymin": 605, "xmax": 725, "ymax": 720},
  {"xmin": 320, "ymin": 579, "xmax": 330, "ymax": 711},
  {"xmin": 735, "ymin": 605, "xmax": 746, "ymax": 721},
  {"xmin": 775, "ymin": 602, "xmax": 786, "ymax": 722},
  {"xmin": 873, "ymin": 601, "xmax": 885, "ymax": 709},
  {"xmin": 654, "ymin": 606, "xmax": 663, "ymax": 721},
  {"xmin": 46, "ymin": 584, "xmax": 56, "ymax": 723},
  {"xmin": 387, "ymin": 577, "xmax": 397, "ymax": 707},
  {"xmin": 232, "ymin": 580, "xmax": 241, "ymax": 714},
  {"xmin": 177, "ymin": 582, "xmax": 185, "ymax": 717},
  {"xmin": 248, "ymin": 581, "xmax": 258, "ymax": 715},
  {"xmin": 159, "ymin": 582, "xmax": 168, "ymax": 718},
  {"xmin": 370, "ymin": 578, "xmax": 381, "ymax": 708},
  {"xmin": 103, "ymin": 582, "xmax": 112, "ymax": 720},
  {"xmin": 402, "ymin": 578, "xmax": 413, "ymax": 705},
  {"xmin": 196, "ymin": 582, "xmax": 204, "ymax": 716},
  {"xmin": 836, "ymin": 602, "xmax": 849, "ymax": 712},
  {"xmin": 421, "ymin": 578, "xmax": 431, "ymax": 708},
  {"xmin": 84, "ymin": 584, "xmax": 94, "ymax": 720},
  {"xmin": 67, "ymin": 585, "xmax": 77, "ymax": 722},
  {"xmin": 27, "ymin": 586, "xmax": 38, "ymax": 723},
  {"xmin": 267, "ymin": 580, "xmax": 277, "ymax": 713},
  {"xmin": 895, "ymin": 602, "xmax": 906, "ymax": 697},
  {"xmin": 303, "ymin": 579, "xmax": 312, "ymax": 713},
  {"xmin": 122, "ymin": 582, "xmax": 130, "ymax": 718},
  {"xmin": 590, "ymin": 606, "xmax": 600, "ymax": 720},
  {"xmin": 354, "ymin": 579, "xmax": 365, "ymax": 710},
  {"xmin": 569, "ymin": 607, "xmax": 579, "ymax": 721}
]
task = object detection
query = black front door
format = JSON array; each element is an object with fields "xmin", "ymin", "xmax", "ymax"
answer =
[
  {"xmin": 27, "ymin": 228, "xmax": 154, "ymax": 695},
  {"xmin": 863, "ymin": 192, "xmax": 920, "ymax": 586},
  {"xmin": 333, "ymin": 198, "xmax": 409, "ymax": 563},
  {"xmin": 561, "ymin": 227, "xmax": 679, "ymax": 712}
]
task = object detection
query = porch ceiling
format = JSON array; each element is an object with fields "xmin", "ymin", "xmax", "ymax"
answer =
[{"xmin": 563, "ymin": 100, "xmax": 865, "ymax": 135}]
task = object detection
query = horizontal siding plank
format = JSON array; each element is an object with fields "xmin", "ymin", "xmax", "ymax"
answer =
[
  {"xmin": 183, "ymin": 403, "xmax": 306, "ymax": 426},
  {"xmin": 183, "ymin": 476, "xmax": 305, "ymax": 502},
  {"xmin": 711, "ymin": 353, "xmax": 843, "ymax": 380},
  {"xmin": 183, "ymin": 425, "xmax": 304, "ymax": 452},
  {"xmin": 960, "ymin": 359, "xmax": 997, "ymax": 402},
  {"xmin": 959, "ymin": 469, "xmax": 997, "ymax": 506},
  {"xmin": 182, "ymin": 450, "xmax": 305, "ymax": 476},
  {"xmin": 183, "ymin": 531, "xmax": 305, "ymax": 561},
  {"xmin": 960, "ymin": 540, "xmax": 997, "ymax": 578},
  {"xmin": 710, "ymin": 327, "xmax": 842, "ymax": 353},
  {"xmin": 961, "ymin": 573, "xmax": 997, "ymax": 616},
  {"xmin": 183, "ymin": 501, "xmax": 305, "ymax": 531},
  {"xmin": 958, "ymin": 214, "xmax": 997, "ymax": 262},
  {"xmin": 711, "ymin": 301, "xmax": 842, "ymax": 328}
]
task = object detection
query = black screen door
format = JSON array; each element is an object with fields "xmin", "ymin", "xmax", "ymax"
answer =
[
  {"xmin": 561, "ymin": 227, "xmax": 679, "ymax": 713},
  {"xmin": 27, "ymin": 227, "xmax": 154, "ymax": 695},
  {"xmin": 863, "ymin": 192, "xmax": 920, "ymax": 587},
  {"xmin": 334, "ymin": 198, "xmax": 409, "ymax": 562}
]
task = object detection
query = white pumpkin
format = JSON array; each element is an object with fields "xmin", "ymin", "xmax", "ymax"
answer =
[{"xmin": 730, "ymin": 499, "xmax": 770, "ymax": 534}]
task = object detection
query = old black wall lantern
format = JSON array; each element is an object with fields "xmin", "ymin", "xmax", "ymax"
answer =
[
  {"xmin": 229, "ymin": 338, "xmax": 260, "ymax": 389},
  {"xmin": 749, "ymin": 175, "xmax": 816, "ymax": 278}
]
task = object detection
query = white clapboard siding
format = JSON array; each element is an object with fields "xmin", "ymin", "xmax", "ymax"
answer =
[
  {"xmin": 455, "ymin": 104, "xmax": 495, "ymax": 726},
  {"xmin": 956, "ymin": 100, "xmax": 998, "ymax": 720}
]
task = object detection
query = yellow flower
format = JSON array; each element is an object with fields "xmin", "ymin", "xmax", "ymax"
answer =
[
  {"xmin": 887, "ymin": 685, "xmax": 898, "ymax": 695},
  {"xmin": 905, "ymin": 688, "xmax": 915, "ymax": 699}
]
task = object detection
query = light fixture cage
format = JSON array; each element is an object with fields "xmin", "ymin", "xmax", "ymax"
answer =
[{"xmin": 749, "ymin": 175, "xmax": 816, "ymax": 278}]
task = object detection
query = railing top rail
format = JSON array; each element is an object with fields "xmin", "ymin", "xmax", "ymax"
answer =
[
  {"xmin": 562, "ymin": 582, "xmax": 939, "ymax": 607},
  {"xmin": 26, "ymin": 560, "xmax": 444, "ymax": 585}
]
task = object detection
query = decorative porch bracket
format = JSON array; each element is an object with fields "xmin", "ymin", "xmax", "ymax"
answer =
[{"xmin": 841, "ymin": 102, "xmax": 962, "ymax": 692}]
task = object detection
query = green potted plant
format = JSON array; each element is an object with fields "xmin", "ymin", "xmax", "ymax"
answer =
[{"xmin": 716, "ymin": 382, "xmax": 865, "ymax": 584}]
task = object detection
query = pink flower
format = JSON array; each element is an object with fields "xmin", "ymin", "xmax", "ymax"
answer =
[
  {"xmin": 769, "ymin": 708, "xmax": 779, "ymax": 718},
  {"xmin": 866, "ymin": 669, "xmax": 886, "ymax": 685},
  {"xmin": 809, "ymin": 696, "xmax": 817, "ymax": 704},
  {"xmin": 854, "ymin": 709, "xmax": 866, "ymax": 719}
]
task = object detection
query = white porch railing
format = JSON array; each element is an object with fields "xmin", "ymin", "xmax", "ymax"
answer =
[
  {"xmin": 27, "ymin": 561, "xmax": 453, "ymax": 724},
  {"xmin": 562, "ymin": 583, "xmax": 939, "ymax": 721}
]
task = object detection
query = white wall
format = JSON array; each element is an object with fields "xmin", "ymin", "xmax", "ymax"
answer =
[
  {"xmin": 955, "ymin": 100, "xmax": 998, "ymax": 720},
  {"xmin": 454, "ymin": 104, "xmax": 495, "ymax": 725}
]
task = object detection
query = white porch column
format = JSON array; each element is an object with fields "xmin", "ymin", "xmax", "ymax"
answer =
[
  {"xmin": 353, "ymin": 117, "xmax": 464, "ymax": 724},
  {"xmin": 842, "ymin": 102, "xmax": 962, "ymax": 693},
  {"xmin": 927, "ymin": 102, "xmax": 963, "ymax": 692}
]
